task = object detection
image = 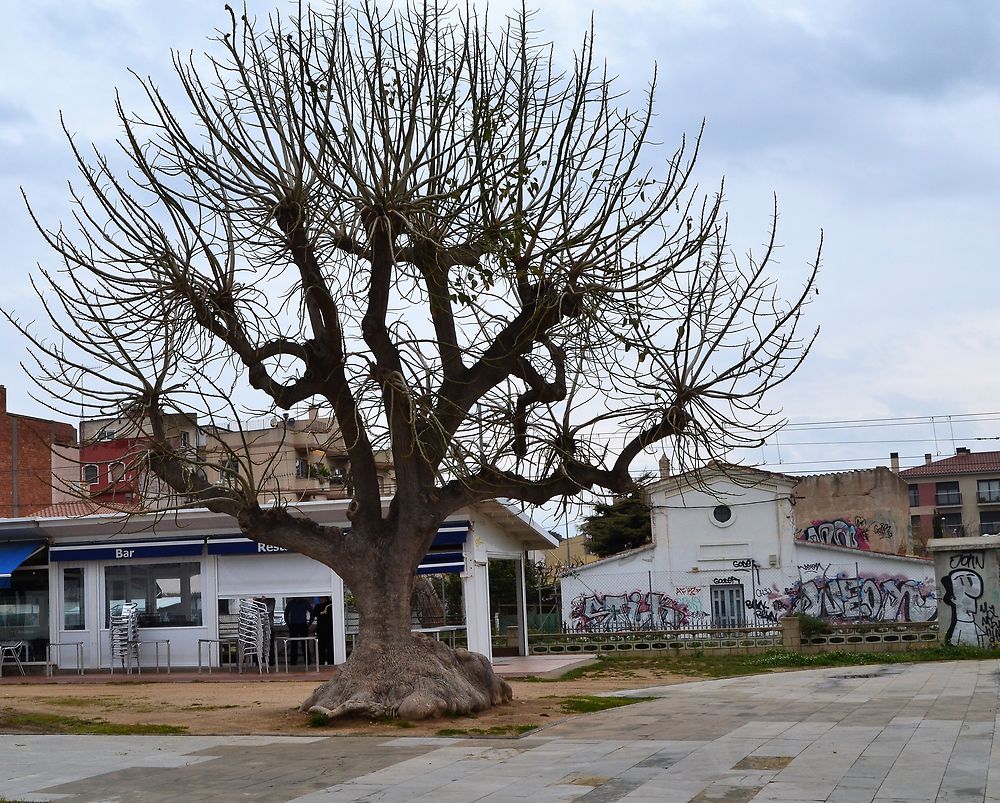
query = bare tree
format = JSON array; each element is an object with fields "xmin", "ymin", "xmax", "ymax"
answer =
[{"xmin": 10, "ymin": 2, "xmax": 819, "ymax": 719}]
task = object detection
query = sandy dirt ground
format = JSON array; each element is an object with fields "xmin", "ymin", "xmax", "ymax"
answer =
[{"xmin": 0, "ymin": 669, "xmax": 700, "ymax": 737}]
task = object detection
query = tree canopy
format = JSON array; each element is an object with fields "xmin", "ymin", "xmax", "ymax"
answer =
[{"xmin": 10, "ymin": 2, "xmax": 820, "ymax": 720}]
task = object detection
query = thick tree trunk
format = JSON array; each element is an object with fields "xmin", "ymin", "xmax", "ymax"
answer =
[
  {"xmin": 411, "ymin": 575, "xmax": 446, "ymax": 626},
  {"xmin": 302, "ymin": 538, "xmax": 511, "ymax": 721}
]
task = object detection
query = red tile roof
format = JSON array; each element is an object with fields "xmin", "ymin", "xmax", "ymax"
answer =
[
  {"xmin": 899, "ymin": 451, "xmax": 1000, "ymax": 479},
  {"xmin": 30, "ymin": 500, "xmax": 136, "ymax": 519}
]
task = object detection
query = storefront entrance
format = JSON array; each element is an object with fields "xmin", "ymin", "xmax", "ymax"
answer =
[{"xmin": 0, "ymin": 542, "xmax": 49, "ymax": 663}]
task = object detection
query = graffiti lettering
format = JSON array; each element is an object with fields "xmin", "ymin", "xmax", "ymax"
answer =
[
  {"xmin": 732, "ymin": 559, "xmax": 754, "ymax": 569},
  {"xmin": 744, "ymin": 598, "xmax": 779, "ymax": 624},
  {"xmin": 798, "ymin": 562, "xmax": 830, "ymax": 575},
  {"xmin": 796, "ymin": 518, "xmax": 870, "ymax": 551},
  {"xmin": 949, "ymin": 552, "xmax": 985, "ymax": 570},
  {"xmin": 713, "ymin": 576, "xmax": 742, "ymax": 585},
  {"xmin": 674, "ymin": 586, "xmax": 703, "ymax": 595},
  {"xmin": 871, "ymin": 521, "xmax": 894, "ymax": 540},
  {"xmin": 978, "ymin": 603, "xmax": 1000, "ymax": 648},
  {"xmin": 774, "ymin": 575, "xmax": 936, "ymax": 622},
  {"xmin": 570, "ymin": 590, "xmax": 695, "ymax": 631}
]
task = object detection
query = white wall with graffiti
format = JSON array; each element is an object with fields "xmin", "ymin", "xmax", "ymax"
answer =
[
  {"xmin": 560, "ymin": 466, "xmax": 937, "ymax": 632},
  {"xmin": 929, "ymin": 538, "xmax": 1000, "ymax": 648},
  {"xmin": 561, "ymin": 550, "xmax": 936, "ymax": 631}
]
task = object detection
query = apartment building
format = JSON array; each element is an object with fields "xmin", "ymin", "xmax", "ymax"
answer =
[
  {"xmin": 201, "ymin": 409, "xmax": 395, "ymax": 504},
  {"xmin": 78, "ymin": 407, "xmax": 395, "ymax": 507},
  {"xmin": 898, "ymin": 448, "xmax": 1000, "ymax": 541},
  {"xmin": 78, "ymin": 413, "xmax": 199, "ymax": 507}
]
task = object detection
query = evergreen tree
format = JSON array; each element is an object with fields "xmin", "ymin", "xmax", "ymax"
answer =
[{"xmin": 581, "ymin": 496, "xmax": 653, "ymax": 558}]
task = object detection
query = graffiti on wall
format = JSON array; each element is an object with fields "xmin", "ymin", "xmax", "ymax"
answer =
[
  {"xmin": 569, "ymin": 590, "xmax": 709, "ymax": 631},
  {"xmin": 979, "ymin": 604, "xmax": 1000, "ymax": 646},
  {"xmin": 768, "ymin": 572, "xmax": 937, "ymax": 622},
  {"xmin": 795, "ymin": 517, "xmax": 872, "ymax": 551},
  {"xmin": 744, "ymin": 598, "xmax": 779, "ymax": 624},
  {"xmin": 870, "ymin": 521, "xmax": 894, "ymax": 541},
  {"xmin": 940, "ymin": 552, "xmax": 996, "ymax": 647}
]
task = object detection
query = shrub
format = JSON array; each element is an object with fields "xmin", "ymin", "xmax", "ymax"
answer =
[{"xmin": 797, "ymin": 614, "xmax": 831, "ymax": 638}]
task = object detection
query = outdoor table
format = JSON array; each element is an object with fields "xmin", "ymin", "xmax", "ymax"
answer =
[
  {"xmin": 141, "ymin": 639, "xmax": 171, "ymax": 673},
  {"xmin": 197, "ymin": 638, "xmax": 238, "ymax": 673},
  {"xmin": 46, "ymin": 641, "xmax": 85, "ymax": 676},
  {"xmin": 277, "ymin": 636, "xmax": 319, "ymax": 673},
  {"xmin": 412, "ymin": 625, "xmax": 466, "ymax": 648}
]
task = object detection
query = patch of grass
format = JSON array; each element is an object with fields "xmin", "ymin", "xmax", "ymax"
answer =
[
  {"xmin": 435, "ymin": 724, "xmax": 536, "ymax": 737},
  {"xmin": 435, "ymin": 727, "xmax": 466, "ymax": 736},
  {"xmin": 560, "ymin": 695, "xmax": 655, "ymax": 714},
  {"xmin": 368, "ymin": 716, "xmax": 416, "ymax": 729},
  {"xmin": 0, "ymin": 709, "xmax": 186, "ymax": 736},
  {"xmin": 546, "ymin": 645, "xmax": 1000, "ymax": 683},
  {"xmin": 33, "ymin": 696, "xmax": 110, "ymax": 709},
  {"xmin": 308, "ymin": 710, "xmax": 330, "ymax": 727}
]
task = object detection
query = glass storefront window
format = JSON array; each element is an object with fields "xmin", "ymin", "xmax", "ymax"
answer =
[
  {"xmin": 0, "ymin": 561, "xmax": 49, "ymax": 662},
  {"xmin": 63, "ymin": 567, "xmax": 85, "ymax": 630},
  {"xmin": 104, "ymin": 562, "xmax": 202, "ymax": 627}
]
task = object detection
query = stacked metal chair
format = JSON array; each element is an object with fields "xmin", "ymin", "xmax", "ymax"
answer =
[
  {"xmin": 109, "ymin": 602, "xmax": 140, "ymax": 674},
  {"xmin": 237, "ymin": 598, "xmax": 271, "ymax": 673}
]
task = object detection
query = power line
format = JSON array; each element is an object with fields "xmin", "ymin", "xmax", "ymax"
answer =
[
  {"xmin": 783, "ymin": 411, "xmax": 1000, "ymax": 428},
  {"xmin": 770, "ymin": 436, "xmax": 998, "ymax": 446}
]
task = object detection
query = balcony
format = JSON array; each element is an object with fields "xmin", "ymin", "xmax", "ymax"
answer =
[
  {"xmin": 977, "ymin": 491, "xmax": 1000, "ymax": 505},
  {"xmin": 934, "ymin": 492, "xmax": 962, "ymax": 507},
  {"xmin": 981, "ymin": 521, "xmax": 1000, "ymax": 536}
]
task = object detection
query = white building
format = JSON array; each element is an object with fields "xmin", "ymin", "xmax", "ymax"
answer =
[
  {"xmin": 0, "ymin": 499, "xmax": 556, "ymax": 671},
  {"xmin": 561, "ymin": 466, "xmax": 937, "ymax": 632}
]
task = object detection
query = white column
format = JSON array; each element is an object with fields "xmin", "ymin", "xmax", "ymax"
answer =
[
  {"xmin": 463, "ymin": 559, "xmax": 492, "ymax": 661},
  {"xmin": 331, "ymin": 571, "xmax": 347, "ymax": 664},
  {"xmin": 516, "ymin": 553, "xmax": 529, "ymax": 656},
  {"xmin": 88, "ymin": 562, "xmax": 102, "ymax": 669}
]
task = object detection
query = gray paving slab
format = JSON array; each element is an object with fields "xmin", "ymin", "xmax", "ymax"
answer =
[{"xmin": 1, "ymin": 659, "xmax": 1000, "ymax": 801}]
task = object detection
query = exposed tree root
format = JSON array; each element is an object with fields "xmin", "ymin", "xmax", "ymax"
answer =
[{"xmin": 301, "ymin": 635, "xmax": 512, "ymax": 721}]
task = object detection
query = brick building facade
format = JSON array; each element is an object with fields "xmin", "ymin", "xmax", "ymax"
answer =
[{"xmin": 0, "ymin": 386, "xmax": 78, "ymax": 516}]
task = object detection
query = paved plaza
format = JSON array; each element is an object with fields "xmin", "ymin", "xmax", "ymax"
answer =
[{"xmin": 2, "ymin": 659, "xmax": 999, "ymax": 802}]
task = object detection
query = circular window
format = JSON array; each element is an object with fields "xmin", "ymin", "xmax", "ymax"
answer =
[{"xmin": 712, "ymin": 505, "xmax": 733, "ymax": 526}]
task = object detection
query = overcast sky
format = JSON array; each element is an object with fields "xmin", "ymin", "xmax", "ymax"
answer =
[{"xmin": 1, "ymin": 0, "xmax": 998, "ymax": 480}]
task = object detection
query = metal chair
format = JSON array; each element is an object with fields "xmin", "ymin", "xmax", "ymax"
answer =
[
  {"xmin": 237, "ymin": 598, "xmax": 271, "ymax": 674},
  {"xmin": 0, "ymin": 641, "xmax": 26, "ymax": 677},
  {"xmin": 109, "ymin": 602, "xmax": 140, "ymax": 674}
]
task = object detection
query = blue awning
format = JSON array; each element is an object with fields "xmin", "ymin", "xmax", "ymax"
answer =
[
  {"xmin": 417, "ymin": 551, "xmax": 465, "ymax": 575},
  {"xmin": 0, "ymin": 540, "xmax": 45, "ymax": 589},
  {"xmin": 208, "ymin": 520, "xmax": 470, "ymax": 559}
]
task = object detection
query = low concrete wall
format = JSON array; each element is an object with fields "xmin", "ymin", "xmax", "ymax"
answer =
[
  {"xmin": 796, "ymin": 620, "xmax": 940, "ymax": 654},
  {"xmin": 528, "ymin": 619, "xmax": 941, "ymax": 657}
]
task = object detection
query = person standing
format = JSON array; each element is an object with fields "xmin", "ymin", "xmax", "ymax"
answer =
[
  {"xmin": 283, "ymin": 597, "xmax": 313, "ymax": 665},
  {"xmin": 313, "ymin": 596, "xmax": 333, "ymax": 665}
]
